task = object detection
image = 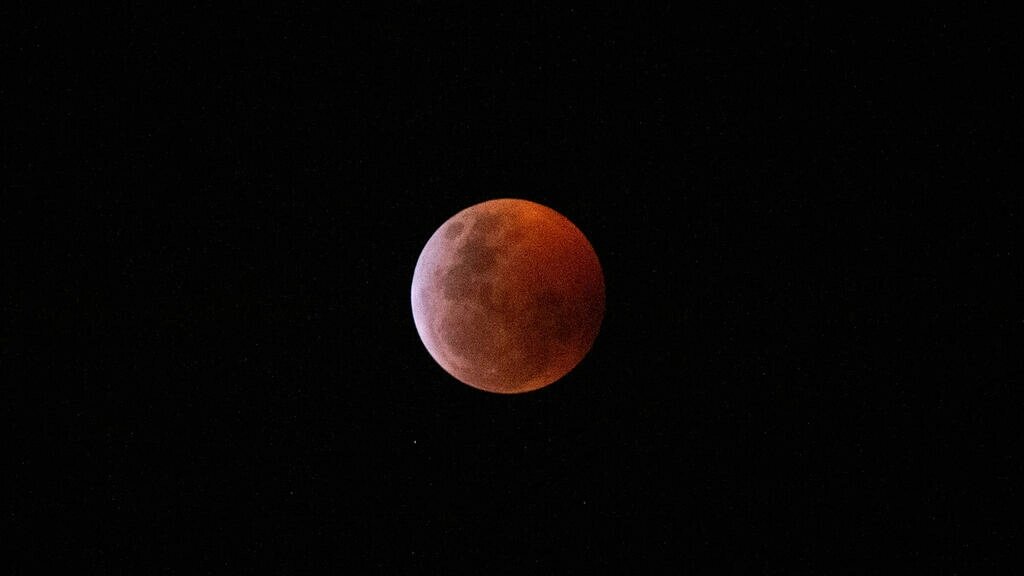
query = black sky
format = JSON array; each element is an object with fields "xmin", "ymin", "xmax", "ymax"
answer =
[{"xmin": 5, "ymin": 4, "xmax": 1019, "ymax": 572}]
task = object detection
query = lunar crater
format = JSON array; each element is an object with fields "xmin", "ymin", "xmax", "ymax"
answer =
[{"xmin": 443, "ymin": 220, "xmax": 465, "ymax": 240}]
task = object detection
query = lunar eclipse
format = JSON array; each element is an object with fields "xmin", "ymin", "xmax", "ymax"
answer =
[{"xmin": 411, "ymin": 199, "xmax": 605, "ymax": 394}]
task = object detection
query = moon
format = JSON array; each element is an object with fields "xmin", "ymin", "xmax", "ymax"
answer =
[{"xmin": 411, "ymin": 199, "xmax": 605, "ymax": 394}]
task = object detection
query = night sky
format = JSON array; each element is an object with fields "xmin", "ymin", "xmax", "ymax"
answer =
[{"xmin": 6, "ymin": 5, "xmax": 1018, "ymax": 572}]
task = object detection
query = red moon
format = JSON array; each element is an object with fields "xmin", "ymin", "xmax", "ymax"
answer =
[{"xmin": 411, "ymin": 198, "xmax": 605, "ymax": 394}]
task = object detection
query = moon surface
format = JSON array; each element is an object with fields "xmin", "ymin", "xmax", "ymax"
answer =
[{"xmin": 411, "ymin": 198, "xmax": 605, "ymax": 394}]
